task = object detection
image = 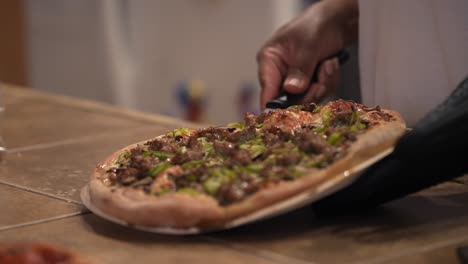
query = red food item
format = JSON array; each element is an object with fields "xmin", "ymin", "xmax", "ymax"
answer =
[{"xmin": 0, "ymin": 242, "xmax": 92, "ymax": 264}]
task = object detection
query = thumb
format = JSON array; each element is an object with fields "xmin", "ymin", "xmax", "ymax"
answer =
[{"xmin": 283, "ymin": 62, "xmax": 318, "ymax": 94}]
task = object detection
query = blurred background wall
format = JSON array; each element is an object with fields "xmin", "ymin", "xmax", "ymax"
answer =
[
  {"xmin": 0, "ymin": 0, "xmax": 27, "ymax": 85},
  {"xmin": 1, "ymin": 0, "xmax": 359, "ymax": 125}
]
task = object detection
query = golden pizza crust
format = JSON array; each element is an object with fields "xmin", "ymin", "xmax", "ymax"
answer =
[{"xmin": 86, "ymin": 108, "xmax": 406, "ymax": 229}]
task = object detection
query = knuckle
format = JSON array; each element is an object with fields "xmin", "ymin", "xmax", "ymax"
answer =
[
  {"xmin": 256, "ymin": 46, "xmax": 279, "ymax": 63},
  {"xmin": 256, "ymin": 48, "xmax": 267, "ymax": 62}
]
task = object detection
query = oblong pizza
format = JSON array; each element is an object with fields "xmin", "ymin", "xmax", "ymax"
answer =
[{"xmin": 84, "ymin": 100, "xmax": 406, "ymax": 229}]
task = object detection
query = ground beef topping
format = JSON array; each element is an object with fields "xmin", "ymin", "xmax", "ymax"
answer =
[{"xmin": 106, "ymin": 100, "xmax": 389, "ymax": 206}]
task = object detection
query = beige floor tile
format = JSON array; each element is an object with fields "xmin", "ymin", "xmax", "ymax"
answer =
[
  {"xmin": 0, "ymin": 183, "xmax": 84, "ymax": 229},
  {"xmin": 0, "ymin": 126, "xmax": 183, "ymax": 203},
  {"xmin": 206, "ymin": 182, "xmax": 468, "ymax": 264},
  {"xmin": 382, "ymin": 243, "xmax": 467, "ymax": 264},
  {"xmin": 2, "ymin": 92, "xmax": 149, "ymax": 149},
  {"xmin": 0, "ymin": 214, "xmax": 278, "ymax": 264}
]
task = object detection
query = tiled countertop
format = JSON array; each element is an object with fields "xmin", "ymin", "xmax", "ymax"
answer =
[{"xmin": 1, "ymin": 84, "xmax": 468, "ymax": 264}]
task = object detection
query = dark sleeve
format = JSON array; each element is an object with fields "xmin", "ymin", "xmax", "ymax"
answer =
[{"xmin": 313, "ymin": 76, "xmax": 468, "ymax": 213}]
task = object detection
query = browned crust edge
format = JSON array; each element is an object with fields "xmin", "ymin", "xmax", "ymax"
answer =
[{"xmin": 86, "ymin": 109, "xmax": 406, "ymax": 229}]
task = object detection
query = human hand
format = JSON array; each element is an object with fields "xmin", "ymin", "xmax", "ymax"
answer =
[{"xmin": 257, "ymin": 0, "xmax": 358, "ymax": 109}]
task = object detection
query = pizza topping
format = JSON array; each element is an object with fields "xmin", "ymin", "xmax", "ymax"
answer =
[
  {"xmin": 227, "ymin": 122, "xmax": 246, "ymax": 130},
  {"xmin": 146, "ymin": 162, "xmax": 172, "ymax": 177},
  {"xmin": 167, "ymin": 127, "xmax": 194, "ymax": 138},
  {"xmin": 177, "ymin": 187, "xmax": 201, "ymax": 195},
  {"xmin": 150, "ymin": 166, "xmax": 181, "ymax": 194},
  {"xmin": 143, "ymin": 150, "xmax": 174, "ymax": 160},
  {"xmin": 262, "ymin": 109, "xmax": 315, "ymax": 134},
  {"xmin": 106, "ymin": 100, "xmax": 393, "ymax": 205},
  {"xmin": 362, "ymin": 105, "xmax": 381, "ymax": 112},
  {"xmin": 294, "ymin": 129, "xmax": 332, "ymax": 154},
  {"xmin": 327, "ymin": 132, "xmax": 342, "ymax": 145}
]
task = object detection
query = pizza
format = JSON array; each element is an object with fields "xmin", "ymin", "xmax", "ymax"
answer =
[
  {"xmin": 0, "ymin": 242, "xmax": 92, "ymax": 264},
  {"xmin": 84, "ymin": 100, "xmax": 406, "ymax": 229}
]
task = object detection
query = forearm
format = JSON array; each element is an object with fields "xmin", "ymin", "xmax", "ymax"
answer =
[{"xmin": 317, "ymin": 0, "xmax": 359, "ymax": 45}]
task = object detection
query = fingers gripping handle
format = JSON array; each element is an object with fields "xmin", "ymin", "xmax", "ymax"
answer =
[{"xmin": 265, "ymin": 50, "xmax": 350, "ymax": 110}]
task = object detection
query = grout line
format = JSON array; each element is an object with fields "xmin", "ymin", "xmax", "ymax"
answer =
[
  {"xmin": 2, "ymin": 83, "xmax": 209, "ymax": 129},
  {"xmin": 7, "ymin": 138, "xmax": 97, "ymax": 154},
  {"xmin": 350, "ymin": 234, "xmax": 468, "ymax": 264},
  {"xmin": 0, "ymin": 211, "xmax": 91, "ymax": 232},
  {"xmin": 0, "ymin": 180, "xmax": 82, "ymax": 205},
  {"xmin": 200, "ymin": 236, "xmax": 316, "ymax": 264},
  {"xmin": 5, "ymin": 125, "xmax": 157, "ymax": 154},
  {"xmin": 5, "ymin": 120, "xmax": 205, "ymax": 154}
]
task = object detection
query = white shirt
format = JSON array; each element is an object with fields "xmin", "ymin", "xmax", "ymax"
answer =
[{"xmin": 358, "ymin": 0, "xmax": 468, "ymax": 125}]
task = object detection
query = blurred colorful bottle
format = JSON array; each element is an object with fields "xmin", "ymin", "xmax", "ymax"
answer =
[
  {"xmin": 175, "ymin": 79, "xmax": 206, "ymax": 122},
  {"xmin": 187, "ymin": 79, "xmax": 206, "ymax": 122},
  {"xmin": 237, "ymin": 81, "xmax": 259, "ymax": 118}
]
